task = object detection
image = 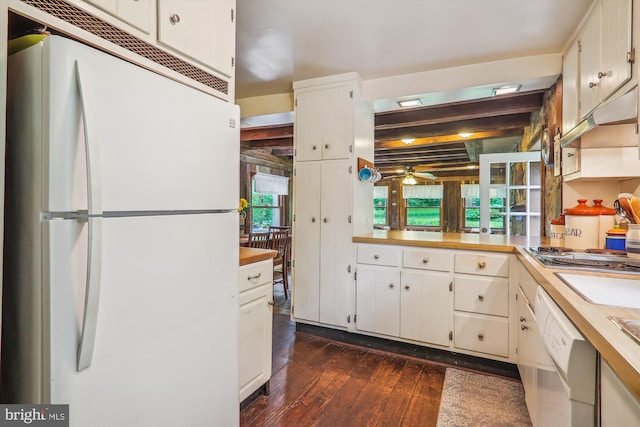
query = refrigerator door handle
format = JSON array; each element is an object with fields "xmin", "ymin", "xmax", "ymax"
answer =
[{"xmin": 75, "ymin": 60, "xmax": 104, "ymax": 370}]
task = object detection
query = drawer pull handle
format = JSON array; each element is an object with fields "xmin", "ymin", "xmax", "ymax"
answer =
[
  {"xmin": 324, "ymin": 144, "xmax": 329, "ymax": 149},
  {"xmin": 169, "ymin": 13, "xmax": 181, "ymax": 24},
  {"xmin": 422, "ymin": 257, "xmax": 429, "ymax": 264},
  {"xmin": 521, "ymin": 324, "xmax": 528, "ymax": 331},
  {"xmin": 389, "ymin": 283, "xmax": 395, "ymax": 289},
  {"xmin": 478, "ymin": 333, "xmax": 484, "ymax": 341},
  {"xmin": 247, "ymin": 273, "xmax": 262, "ymax": 280},
  {"xmin": 589, "ymin": 81, "xmax": 598, "ymax": 88},
  {"xmin": 598, "ymin": 71, "xmax": 607, "ymax": 79},
  {"xmin": 478, "ymin": 295, "xmax": 484, "ymax": 302},
  {"xmin": 477, "ymin": 261, "xmax": 486, "ymax": 270},
  {"xmin": 520, "ymin": 316, "xmax": 526, "ymax": 322},
  {"xmin": 374, "ymin": 255, "xmax": 379, "ymax": 260},
  {"xmin": 404, "ymin": 285, "xmax": 410, "ymax": 290}
]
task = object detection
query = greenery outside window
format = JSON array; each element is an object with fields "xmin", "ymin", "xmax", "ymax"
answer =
[
  {"xmin": 374, "ymin": 186, "xmax": 389, "ymax": 225},
  {"xmin": 461, "ymin": 184, "xmax": 506, "ymax": 231},
  {"xmin": 251, "ymin": 173, "xmax": 289, "ymax": 231},
  {"xmin": 403, "ymin": 185, "xmax": 443, "ymax": 229}
]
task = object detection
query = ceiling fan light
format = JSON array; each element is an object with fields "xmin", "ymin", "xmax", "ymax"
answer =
[
  {"xmin": 397, "ymin": 98, "xmax": 423, "ymax": 108},
  {"xmin": 401, "ymin": 138, "xmax": 416, "ymax": 144},
  {"xmin": 402, "ymin": 175, "xmax": 417, "ymax": 185}
]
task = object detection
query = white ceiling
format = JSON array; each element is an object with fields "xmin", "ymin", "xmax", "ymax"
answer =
[{"xmin": 235, "ymin": 0, "xmax": 594, "ymax": 111}]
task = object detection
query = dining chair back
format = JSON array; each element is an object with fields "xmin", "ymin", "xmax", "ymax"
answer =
[
  {"xmin": 268, "ymin": 226, "xmax": 290, "ymax": 299},
  {"xmin": 248, "ymin": 231, "xmax": 271, "ymax": 249}
]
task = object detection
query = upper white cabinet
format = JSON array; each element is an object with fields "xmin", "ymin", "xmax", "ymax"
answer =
[
  {"xmin": 562, "ymin": 39, "xmax": 580, "ymax": 134},
  {"xmin": 84, "ymin": 0, "xmax": 154, "ymax": 34},
  {"xmin": 157, "ymin": 0, "xmax": 235, "ymax": 77},
  {"xmin": 294, "ymin": 83, "xmax": 355, "ymax": 161},
  {"xmin": 572, "ymin": 0, "xmax": 633, "ymax": 120}
]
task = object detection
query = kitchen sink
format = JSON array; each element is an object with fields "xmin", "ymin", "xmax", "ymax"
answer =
[{"xmin": 555, "ymin": 273, "xmax": 640, "ymax": 310}]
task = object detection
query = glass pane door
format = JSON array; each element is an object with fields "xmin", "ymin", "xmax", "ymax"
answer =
[{"xmin": 479, "ymin": 152, "xmax": 541, "ymax": 236}]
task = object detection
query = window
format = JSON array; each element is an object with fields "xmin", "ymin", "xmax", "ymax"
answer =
[
  {"xmin": 403, "ymin": 185, "xmax": 443, "ymax": 229},
  {"xmin": 461, "ymin": 184, "xmax": 506, "ymax": 232},
  {"xmin": 251, "ymin": 173, "xmax": 289, "ymax": 231},
  {"xmin": 373, "ymin": 186, "xmax": 388, "ymax": 225}
]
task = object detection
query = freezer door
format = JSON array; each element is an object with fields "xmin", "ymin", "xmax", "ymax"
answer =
[
  {"xmin": 42, "ymin": 36, "xmax": 239, "ymax": 213},
  {"xmin": 46, "ymin": 213, "xmax": 238, "ymax": 426}
]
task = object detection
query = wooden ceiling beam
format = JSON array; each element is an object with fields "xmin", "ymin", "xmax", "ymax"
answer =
[
  {"xmin": 240, "ymin": 123, "xmax": 293, "ymax": 142},
  {"xmin": 375, "ymin": 128, "xmax": 522, "ymax": 149}
]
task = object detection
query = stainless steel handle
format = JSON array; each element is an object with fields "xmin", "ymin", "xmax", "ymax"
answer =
[
  {"xmin": 248, "ymin": 273, "xmax": 262, "ymax": 280},
  {"xmin": 478, "ymin": 295, "xmax": 484, "ymax": 302},
  {"xmin": 521, "ymin": 324, "xmax": 528, "ymax": 331},
  {"xmin": 75, "ymin": 61, "xmax": 104, "ymax": 371},
  {"xmin": 422, "ymin": 257, "xmax": 429, "ymax": 264},
  {"xmin": 169, "ymin": 13, "xmax": 181, "ymax": 24}
]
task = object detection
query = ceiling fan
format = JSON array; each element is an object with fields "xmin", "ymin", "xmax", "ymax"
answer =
[{"xmin": 386, "ymin": 166, "xmax": 437, "ymax": 185}]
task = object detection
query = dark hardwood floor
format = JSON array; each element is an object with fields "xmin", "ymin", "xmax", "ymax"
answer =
[{"xmin": 241, "ymin": 312, "xmax": 446, "ymax": 427}]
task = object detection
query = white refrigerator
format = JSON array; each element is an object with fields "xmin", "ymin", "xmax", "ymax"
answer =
[{"xmin": 3, "ymin": 36, "xmax": 240, "ymax": 426}]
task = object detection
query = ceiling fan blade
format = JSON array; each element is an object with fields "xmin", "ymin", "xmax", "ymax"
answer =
[{"xmin": 414, "ymin": 172, "xmax": 437, "ymax": 179}]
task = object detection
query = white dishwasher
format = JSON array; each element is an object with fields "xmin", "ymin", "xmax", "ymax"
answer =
[{"xmin": 535, "ymin": 286, "xmax": 597, "ymax": 427}]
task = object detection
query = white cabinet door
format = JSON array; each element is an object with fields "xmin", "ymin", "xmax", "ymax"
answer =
[
  {"xmin": 117, "ymin": 0, "xmax": 154, "ymax": 34},
  {"xmin": 295, "ymin": 84, "xmax": 354, "ymax": 161},
  {"xmin": 292, "ymin": 162, "xmax": 322, "ymax": 322},
  {"xmin": 356, "ymin": 266, "xmax": 400, "ymax": 337},
  {"xmin": 580, "ymin": 2, "xmax": 602, "ymax": 118},
  {"xmin": 600, "ymin": 0, "xmax": 632, "ymax": 101},
  {"xmin": 400, "ymin": 271, "xmax": 450, "ymax": 346},
  {"xmin": 239, "ymin": 281, "xmax": 272, "ymax": 402},
  {"xmin": 319, "ymin": 160, "xmax": 351, "ymax": 327},
  {"xmin": 517, "ymin": 288, "xmax": 538, "ymax": 427},
  {"xmin": 600, "ymin": 359, "xmax": 640, "ymax": 426},
  {"xmin": 562, "ymin": 39, "xmax": 579, "ymax": 134},
  {"xmin": 157, "ymin": 0, "xmax": 235, "ymax": 76}
]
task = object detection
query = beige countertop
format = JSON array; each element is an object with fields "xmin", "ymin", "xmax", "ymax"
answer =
[
  {"xmin": 239, "ymin": 247, "xmax": 276, "ymax": 266},
  {"xmin": 353, "ymin": 230, "xmax": 640, "ymax": 400}
]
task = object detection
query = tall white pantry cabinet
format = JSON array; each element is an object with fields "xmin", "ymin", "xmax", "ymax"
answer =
[{"xmin": 292, "ymin": 73, "xmax": 374, "ymax": 329}]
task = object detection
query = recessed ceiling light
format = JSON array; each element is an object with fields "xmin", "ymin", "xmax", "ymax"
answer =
[
  {"xmin": 397, "ymin": 98, "xmax": 423, "ymax": 108},
  {"xmin": 401, "ymin": 138, "xmax": 416, "ymax": 144},
  {"xmin": 492, "ymin": 85, "xmax": 522, "ymax": 96},
  {"xmin": 459, "ymin": 132, "xmax": 473, "ymax": 138},
  {"xmin": 466, "ymin": 165, "xmax": 476, "ymax": 169}
]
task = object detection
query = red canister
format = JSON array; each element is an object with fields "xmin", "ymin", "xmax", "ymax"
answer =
[{"xmin": 550, "ymin": 213, "xmax": 565, "ymax": 247}]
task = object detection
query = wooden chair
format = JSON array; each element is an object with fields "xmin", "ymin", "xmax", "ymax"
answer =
[
  {"xmin": 248, "ymin": 231, "xmax": 271, "ymax": 249},
  {"xmin": 268, "ymin": 226, "xmax": 290, "ymax": 299}
]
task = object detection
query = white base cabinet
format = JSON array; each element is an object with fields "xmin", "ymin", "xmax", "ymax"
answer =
[
  {"xmin": 355, "ymin": 244, "xmax": 516, "ymax": 362},
  {"xmin": 239, "ymin": 260, "xmax": 273, "ymax": 402},
  {"xmin": 600, "ymin": 359, "xmax": 640, "ymax": 426}
]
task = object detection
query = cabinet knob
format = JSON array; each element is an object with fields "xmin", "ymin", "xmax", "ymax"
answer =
[
  {"xmin": 169, "ymin": 13, "xmax": 181, "ymax": 24},
  {"xmin": 478, "ymin": 295, "xmax": 484, "ymax": 302},
  {"xmin": 588, "ymin": 81, "xmax": 598, "ymax": 88},
  {"xmin": 478, "ymin": 333, "xmax": 484, "ymax": 341},
  {"xmin": 422, "ymin": 257, "xmax": 429, "ymax": 264},
  {"xmin": 311, "ymin": 217, "xmax": 316, "ymax": 223},
  {"xmin": 389, "ymin": 283, "xmax": 395, "ymax": 289},
  {"xmin": 597, "ymin": 71, "xmax": 607, "ymax": 79},
  {"xmin": 268, "ymin": 301, "xmax": 274, "ymax": 306},
  {"xmin": 374, "ymin": 255, "xmax": 379, "ymax": 260},
  {"xmin": 521, "ymin": 324, "xmax": 528, "ymax": 331},
  {"xmin": 324, "ymin": 144, "xmax": 329, "ymax": 149},
  {"xmin": 312, "ymin": 145, "xmax": 317, "ymax": 150},
  {"xmin": 404, "ymin": 285, "xmax": 410, "ymax": 290},
  {"xmin": 477, "ymin": 261, "xmax": 486, "ymax": 270},
  {"xmin": 323, "ymin": 218, "xmax": 328, "ymax": 223},
  {"xmin": 247, "ymin": 273, "xmax": 262, "ymax": 280},
  {"xmin": 567, "ymin": 152, "xmax": 574, "ymax": 158},
  {"xmin": 519, "ymin": 316, "xmax": 526, "ymax": 322}
]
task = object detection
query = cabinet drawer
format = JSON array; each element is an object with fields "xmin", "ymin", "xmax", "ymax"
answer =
[
  {"xmin": 454, "ymin": 312, "xmax": 509, "ymax": 358},
  {"xmin": 239, "ymin": 260, "xmax": 272, "ymax": 293},
  {"xmin": 403, "ymin": 249, "xmax": 452, "ymax": 272},
  {"xmin": 454, "ymin": 253, "xmax": 509, "ymax": 277},
  {"xmin": 357, "ymin": 245, "xmax": 399, "ymax": 267},
  {"xmin": 454, "ymin": 276, "xmax": 509, "ymax": 317}
]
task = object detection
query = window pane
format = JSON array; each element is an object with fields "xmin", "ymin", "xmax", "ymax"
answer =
[
  {"xmin": 374, "ymin": 208, "xmax": 387, "ymax": 224},
  {"xmin": 407, "ymin": 207, "xmax": 441, "ymax": 226},
  {"xmin": 490, "ymin": 163, "xmax": 506, "ymax": 185},
  {"xmin": 251, "ymin": 207, "xmax": 280, "ymax": 230},
  {"xmin": 530, "ymin": 162, "xmax": 541, "ymax": 186},
  {"xmin": 510, "ymin": 214, "xmax": 526, "ymax": 236},
  {"xmin": 510, "ymin": 162, "xmax": 527, "ymax": 185},
  {"xmin": 490, "ymin": 211, "xmax": 505, "ymax": 230},
  {"xmin": 530, "ymin": 189, "xmax": 541, "ymax": 213},
  {"xmin": 510, "ymin": 189, "xmax": 526, "ymax": 212}
]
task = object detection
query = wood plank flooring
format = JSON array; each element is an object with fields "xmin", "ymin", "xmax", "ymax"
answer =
[{"xmin": 240, "ymin": 314, "xmax": 446, "ymax": 427}]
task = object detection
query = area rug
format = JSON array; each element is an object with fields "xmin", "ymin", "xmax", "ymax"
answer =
[{"xmin": 436, "ymin": 368, "xmax": 532, "ymax": 427}]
